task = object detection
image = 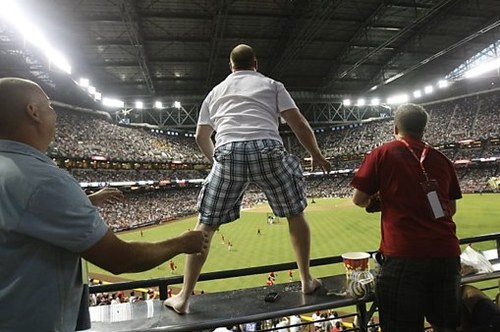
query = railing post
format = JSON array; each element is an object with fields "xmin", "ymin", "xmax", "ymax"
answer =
[
  {"xmin": 497, "ymin": 238, "xmax": 500, "ymax": 292},
  {"xmin": 159, "ymin": 283, "xmax": 168, "ymax": 300},
  {"xmin": 356, "ymin": 302, "xmax": 368, "ymax": 332},
  {"xmin": 496, "ymin": 237, "xmax": 500, "ymax": 262}
]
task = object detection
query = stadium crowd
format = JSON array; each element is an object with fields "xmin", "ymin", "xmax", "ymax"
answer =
[
  {"xmin": 46, "ymin": 89, "xmax": 500, "ymax": 233},
  {"xmin": 87, "ymin": 165, "xmax": 498, "ymax": 231},
  {"xmin": 94, "ymin": 188, "xmax": 199, "ymax": 231},
  {"xmin": 72, "ymin": 169, "xmax": 206, "ymax": 183},
  {"xmin": 288, "ymin": 91, "xmax": 499, "ymax": 160},
  {"xmin": 49, "ymin": 109, "xmax": 205, "ymax": 163},
  {"xmin": 48, "ymin": 90, "xmax": 499, "ymax": 164}
]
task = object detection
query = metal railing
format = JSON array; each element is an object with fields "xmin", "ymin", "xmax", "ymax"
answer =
[{"xmin": 89, "ymin": 232, "xmax": 500, "ymax": 332}]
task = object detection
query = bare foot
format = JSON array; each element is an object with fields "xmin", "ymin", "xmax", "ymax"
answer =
[
  {"xmin": 302, "ymin": 278, "xmax": 322, "ymax": 294},
  {"xmin": 164, "ymin": 296, "xmax": 189, "ymax": 314}
]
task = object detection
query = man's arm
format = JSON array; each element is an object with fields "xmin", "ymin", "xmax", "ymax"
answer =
[
  {"xmin": 280, "ymin": 108, "xmax": 331, "ymax": 173},
  {"xmin": 352, "ymin": 188, "xmax": 372, "ymax": 208},
  {"xmin": 82, "ymin": 229, "xmax": 208, "ymax": 275},
  {"xmin": 195, "ymin": 124, "xmax": 215, "ymax": 163},
  {"xmin": 450, "ymin": 200, "xmax": 456, "ymax": 216}
]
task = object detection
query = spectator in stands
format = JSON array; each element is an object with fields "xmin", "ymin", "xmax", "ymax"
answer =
[
  {"xmin": 165, "ymin": 44, "xmax": 330, "ymax": 313},
  {"xmin": 0, "ymin": 77, "xmax": 209, "ymax": 332},
  {"xmin": 328, "ymin": 311, "xmax": 342, "ymax": 328},
  {"xmin": 275, "ymin": 316, "xmax": 289, "ymax": 332},
  {"xmin": 331, "ymin": 321, "xmax": 342, "ymax": 332},
  {"xmin": 312, "ymin": 310, "xmax": 323, "ymax": 331},
  {"xmin": 289, "ymin": 314, "xmax": 302, "ymax": 332},
  {"xmin": 351, "ymin": 103, "xmax": 462, "ymax": 332},
  {"xmin": 129, "ymin": 291, "xmax": 138, "ymax": 303},
  {"xmin": 164, "ymin": 44, "xmax": 331, "ymax": 314},
  {"xmin": 459, "ymin": 285, "xmax": 500, "ymax": 331}
]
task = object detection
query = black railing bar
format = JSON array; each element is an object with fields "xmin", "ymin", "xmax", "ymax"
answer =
[
  {"xmin": 90, "ymin": 255, "xmax": 349, "ymax": 293},
  {"xmin": 461, "ymin": 271, "xmax": 500, "ymax": 284},
  {"xmin": 459, "ymin": 232, "xmax": 500, "ymax": 244},
  {"xmin": 479, "ymin": 285, "xmax": 500, "ymax": 292},
  {"xmin": 90, "ymin": 232, "xmax": 500, "ymax": 294}
]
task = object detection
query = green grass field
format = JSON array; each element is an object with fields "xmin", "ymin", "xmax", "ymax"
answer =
[{"xmin": 89, "ymin": 193, "xmax": 500, "ymax": 293}]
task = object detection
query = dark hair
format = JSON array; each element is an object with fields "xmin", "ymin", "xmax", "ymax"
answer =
[
  {"xmin": 394, "ymin": 103, "xmax": 429, "ymax": 139},
  {"xmin": 230, "ymin": 44, "xmax": 256, "ymax": 70}
]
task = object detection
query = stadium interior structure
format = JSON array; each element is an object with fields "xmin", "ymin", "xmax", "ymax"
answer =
[{"xmin": 1, "ymin": 1, "xmax": 500, "ymax": 331}]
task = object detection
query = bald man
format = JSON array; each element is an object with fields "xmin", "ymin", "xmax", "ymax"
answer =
[
  {"xmin": 0, "ymin": 77, "xmax": 208, "ymax": 332},
  {"xmin": 165, "ymin": 44, "xmax": 331, "ymax": 314}
]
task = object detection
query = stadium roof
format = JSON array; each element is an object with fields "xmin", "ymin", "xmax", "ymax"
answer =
[{"xmin": 0, "ymin": 0, "xmax": 499, "ymax": 108}]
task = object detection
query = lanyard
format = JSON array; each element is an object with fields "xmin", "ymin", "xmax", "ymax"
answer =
[{"xmin": 398, "ymin": 138, "xmax": 430, "ymax": 181}]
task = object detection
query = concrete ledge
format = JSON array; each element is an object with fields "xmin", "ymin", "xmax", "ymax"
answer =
[{"xmin": 88, "ymin": 274, "xmax": 359, "ymax": 332}]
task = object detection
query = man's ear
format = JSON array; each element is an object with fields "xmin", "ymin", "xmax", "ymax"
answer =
[{"xmin": 25, "ymin": 102, "xmax": 41, "ymax": 123}]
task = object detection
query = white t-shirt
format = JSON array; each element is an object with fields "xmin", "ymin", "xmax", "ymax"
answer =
[{"xmin": 198, "ymin": 70, "xmax": 298, "ymax": 148}]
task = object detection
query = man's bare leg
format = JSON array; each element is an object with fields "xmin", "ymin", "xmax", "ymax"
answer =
[
  {"xmin": 287, "ymin": 212, "xmax": 321, "ymax": 294},
  {"xmin": 164, "ymin": 222, "xmax": 216, "ymax": 314}
]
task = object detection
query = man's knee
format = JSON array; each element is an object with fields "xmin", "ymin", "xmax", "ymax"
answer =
[{"xmin": 286, "ymin": 212, "xmax": 305, "ymax": 222}]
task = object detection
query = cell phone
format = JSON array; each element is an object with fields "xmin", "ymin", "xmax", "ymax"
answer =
[{"xmin": 264, "ymin": 292, "xmax": 279, "ymax": 303}]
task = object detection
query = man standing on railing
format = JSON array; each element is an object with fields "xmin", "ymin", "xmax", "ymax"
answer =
[
  {"xmin": 351, "ymin": 103, "xmax": 462, "ymax": 332},
  {"xmin": 165, "ymin": 43, "xmax": 331, "ymax": 314}
]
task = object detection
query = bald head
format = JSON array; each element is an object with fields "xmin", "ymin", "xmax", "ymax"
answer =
[
  {"xmin": 0, "ymin": 77, "xmax": 43, "ymax": 135},
  {"xmin": 230, "ymin": 44, "xmax": 257, "ymax": 71},
  {"xmin": 0, "ymin": 77, "xmax": 56, "ymax": 151}
]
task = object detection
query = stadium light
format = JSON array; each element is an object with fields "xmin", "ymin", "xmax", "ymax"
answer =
[
  {"xmin": 370, "ymin": 98, "xmax": 380, "ymax": 106},
  {"xmin": 79, "ymin": 78, "xmax": 89, "ymax": 87},
  {"xmin": 387, "ymin": 94, "xmax": 409, "ymax": 105},
  {"xmin": 424, "ymin": 85, "xmax": 434, "ymax": 94},
  {"xmin": 437, "ymin": 80, "xmax": 449, "ymax": 88},
  {"xmin": 135, "ymin": 101, "xmax": 144, "ymax": 109},
  {"xmin": 88, "ymin": 86, "xmax": 96, "ymax": 95},
  {"xmin": 356, "ymin": 98, "xmax": 365, "ymax": 106},
  {"xmin": 464, "ymin": 57, "xmax": 500, "ymax": 78},
  {"xmin": 343, "ymin": 99, "xmax": 351, "ymax": 106},
  {"xmin": 102, "ymin": 97, "xmax": 124, "ymax": 108},
  {"xmin": 413, "ymin": 90, "xmax": 422, "ymax": 98},
  {"xmin": 173, "ymin": 101, "xmax": 181, "ymax": 109},
  {"xmin": 154, "ymin": 101, "xmax": 163, "ymax": 109},
  {"xmin": 94, "ymin": 92, "xmax": 102, "ymax": 101},
  {"xmin": 0, "ymin": 1, "xmax": 71, "ymax": 74}
]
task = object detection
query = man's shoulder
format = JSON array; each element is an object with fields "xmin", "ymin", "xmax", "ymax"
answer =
[{"xmin": 367, "ymin": 140, "xmax": 399, "ymax": 155}]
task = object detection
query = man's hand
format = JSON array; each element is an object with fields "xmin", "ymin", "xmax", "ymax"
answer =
[
  {"xmin": 365, "ymin": 193, "xmax": 382, "ymax": 213},
  {"xmin": 311, "ymin": 154, "xmax": 331, "ymax": 174},
  {"xmin": 88, "ymin": 187, "xmax": 124, "ymax": 207},
  {"xmin": 178, "ymin": 230, "xmax": 210, "ymax": 255}
]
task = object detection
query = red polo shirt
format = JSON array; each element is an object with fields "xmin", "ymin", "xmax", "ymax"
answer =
[{"xmin": 351, "ymin": 137, "xmax": 462, "ymax": 257}]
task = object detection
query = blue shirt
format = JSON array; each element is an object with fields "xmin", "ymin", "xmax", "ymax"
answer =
[{"xmin": 0, "ymin": 140, "xmax": 109, "ymax": 332}]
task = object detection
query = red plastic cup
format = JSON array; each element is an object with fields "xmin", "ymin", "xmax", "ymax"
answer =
[{"xmin": 341, "ymin": 252, "xmax": 371, "ymax": 280}]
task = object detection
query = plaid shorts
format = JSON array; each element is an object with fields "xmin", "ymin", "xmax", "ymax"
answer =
[
  {"xmin": 375, "ymin": 256, "xmax": 461, "ymax": 331},
  {"xmin": 197, "ymin": 139, "xmax": 307, "ymax": 226}
]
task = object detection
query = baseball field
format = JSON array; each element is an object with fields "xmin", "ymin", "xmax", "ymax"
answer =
[{"xmin": 89, "ymin": 193, "xmax": 500, "ymax": 294}]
